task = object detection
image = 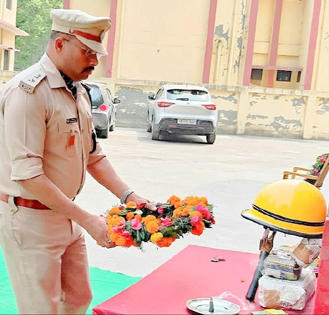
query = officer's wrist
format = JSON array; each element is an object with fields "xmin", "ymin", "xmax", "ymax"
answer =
[{"xmin": 120, "ymin": 188, "xmax": 134, "ymax": 204}]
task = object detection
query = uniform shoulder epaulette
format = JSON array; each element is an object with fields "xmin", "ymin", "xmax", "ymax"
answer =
[{"xmin": 19, "ymin": 70, "xmax": 46, "ymax": 94}]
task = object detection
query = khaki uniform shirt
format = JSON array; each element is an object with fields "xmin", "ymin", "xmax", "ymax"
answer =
[{"xmin": 0, "ymin": 54, "xmax": 106, "ymax": 199}]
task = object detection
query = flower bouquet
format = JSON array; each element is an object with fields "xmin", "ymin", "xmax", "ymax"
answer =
[
  {"xmin": 305, "ymin": 153, "xmax": 329, "ymax": 184},
  {"xmin": 105, "ymin": 195, "xmax": 215, "ymax": 249}
]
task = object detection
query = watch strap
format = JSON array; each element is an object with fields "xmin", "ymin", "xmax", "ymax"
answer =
[{"xmin": 120, "ymin": 188, "xmax": 134, "ymax": 204}]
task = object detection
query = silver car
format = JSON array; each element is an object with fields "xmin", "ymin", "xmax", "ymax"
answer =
[
  {"xmin": 83, "ymin": 81, "xmax": 120, "ymax": 139},
  {"xmin": 147, "ymin": 84, "xmax": 218, "ymax": 144}
]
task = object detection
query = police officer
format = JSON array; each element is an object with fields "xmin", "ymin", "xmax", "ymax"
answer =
[{"xmin": 0, "ymin": 9, "xmax": 155, "ymax": 314}]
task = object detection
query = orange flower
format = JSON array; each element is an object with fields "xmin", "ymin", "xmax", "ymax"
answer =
[
  {"xmin": 146, "ymin": 220, "xmax": 159, "ymax": 234},
  {"xmin": 182, "ymin": 206, "xmax": 192, "ymax": 217},
  {"xmin": 191, "ymin": 221, "xmax": 205, "ymax": 236},
  {"xmin": 173, "ymin": 208, "xmax": 183, "ymax": 218},
  {"xmin": 150, "ymin": 232, "xmax": 163, "ymax": 243},
  {"xmin": 174, "ymin": 201, "xmax": 183, "ymax": 209},
  {"xmin": 126, "ymin": 201, "xmax": 137, "ymax": 208},
  {"xmin": 189, "ymin": 211, "xmax": 202, "ymax": 219},
  {"xmin": 142, "ymin": 215, "xmax": 157, "ymax": 225},
  {"xmin": 156, "ymin": 237, "xmax": 176, "ymax": 247},
  {"xmin": 108, "ymin": 207, "xmax": 120, "ymax": 215},
  {"xmin": 200, "ymin": 197, "xmax": 208, "ymax": 205},
  {"xmin": 107, "ymin": 216, "xmax": 124, "ymax": 231},
  {"xmin": 134, "ymin": 214, "xmax": 142, "ymax": 221},
  {"xmin": 126, "ymin": 212, "xmax": 134, "ymax": 220},
  {"xmin": 188, "ymin": 198, "xmax": 198, "ymax": 206},
  {"xmin": 168, "ymin": 195, "xmax": 181, "ymax": 206}
]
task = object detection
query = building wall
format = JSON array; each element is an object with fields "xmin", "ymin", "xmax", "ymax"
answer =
[
  {"xmin": 0, "ymin": 0, "xmax": 22, "ymax": 71},
  {"xmin": 1, "ymin": 0, "xmax": 325, "ymax": 139}
]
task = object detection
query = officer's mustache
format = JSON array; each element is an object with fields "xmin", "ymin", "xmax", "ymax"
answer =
[{"xmin": 83, "ymin": 66, "xmax": 95, "ymax": 73}]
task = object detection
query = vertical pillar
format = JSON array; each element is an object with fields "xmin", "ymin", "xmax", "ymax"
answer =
[
  {"xmin": 304, "ymin": 0, "xmax": 322, "ymax": 90},
  {"xmin": 267, "ymin": 0, "xmax": 283, "ymax": 88},
  {"xmin": 105, "ymin": 0, "xmax": 118, "ymax": 78},
  {"xmin": 202, "ymin": 0, "xmax": 218, "ymax": 84},
  {"xmin": 63, "ymin": 0, "xmax": 70, "ymax": 9},
  {"xmin": 314, "ymin": 219, "xmax": 329, "ymax": 314},
  {"xmin": 243, "ymin": 0, "xmax": 259, "ymax": 86}
]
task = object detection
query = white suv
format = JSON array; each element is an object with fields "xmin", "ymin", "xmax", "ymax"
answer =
[{"xmin": 147, "ymin": 84, "xmax": 218, "ymax": 144}]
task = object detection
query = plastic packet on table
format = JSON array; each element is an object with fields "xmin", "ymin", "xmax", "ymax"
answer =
[
  {"xmin": 263, "ymin": 249, "xmax": 301, "ymax": 281},
  {"xmin": 291, "ymin": 238, "xmax": 322, "ymax": 268},
  {"xmin": 258, "ymin": 268, "xmax": 316, "ymax": 311}
]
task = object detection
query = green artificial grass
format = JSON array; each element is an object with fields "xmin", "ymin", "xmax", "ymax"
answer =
[{"xmin": 0, "ymin": 249, "xmax": 141, "ymax": 314}]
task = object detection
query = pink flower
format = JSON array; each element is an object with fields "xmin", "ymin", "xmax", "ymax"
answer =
[
  {"xmin": 119, "ymin": 206, "xmax": 125, "ymax": 210},
  {"xmin": 158, "ymin": 207, "xmax": 165, "ymax": 214},
  {"xmin": 196, "ymin": 205, "xmax": 211, "ymax": 220},
  {"xmin": 191, "ymin": 215, "xmax": 201, "ymax": 226},
  {"xmin": 160, "ymin": 217, "xmax": 173, "ymax": 227},
  {"xmin": 320, "ymin": 157, "xmax": 327, "ymax": 163},
  {"xmin": 313, "ymin": 168, "xmax": 319, "ymax": 174},
  {"xmin": 131, "ymin": 218, "xmax": 142, "ymax": 230}
]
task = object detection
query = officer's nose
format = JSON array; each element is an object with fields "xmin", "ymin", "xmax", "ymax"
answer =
[{"xmin": 89, "ymin": 54, "xmax": 99, "ymax": 66}]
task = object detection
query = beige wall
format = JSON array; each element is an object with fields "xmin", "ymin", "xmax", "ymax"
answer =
[
  {"xmin": 2, "ymin": 0, "xmax": 328, "ymax": 140},
  {"xmin": 0, "ymin": 0, "xmax": 19, "ymax": 71}
]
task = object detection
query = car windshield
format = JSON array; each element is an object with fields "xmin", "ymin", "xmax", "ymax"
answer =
[
  {"xmin": 166, "ymin": 89, "xmax": 210, "ymax": 102},
  {"xmin": 89, "ymin": 85, "xmax": 104, "ymax": 106}
]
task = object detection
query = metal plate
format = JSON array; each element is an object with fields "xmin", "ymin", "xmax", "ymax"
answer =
[
  {"xmin": 177, "ymin": 119, "xmax": 197, "ymax": 125},
  {"xmin": 186, "ymin": 298, "xmax": 240, "ymax": 315}
]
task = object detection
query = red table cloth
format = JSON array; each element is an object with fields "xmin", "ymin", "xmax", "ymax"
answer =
[{"xmin": 92, "ymin": 245, "xmax": 315, "ymax": 314}]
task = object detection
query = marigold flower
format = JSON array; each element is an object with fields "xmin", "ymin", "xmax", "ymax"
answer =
[
  {"xmin": 126, "ymin": 212, "xmax": 134, "ymax": 220},
  {"xmin": 134, "ymin": 214, "xmax": 142, "ymax": 221},
  {"xmin": 189, "ymin": 211, "xmax": 202, "ymax": 219},
  {"xmin": 142, "ymin": 215, "xmax": 157, "ymax": 225},
  {"xmin": 126, "ymin": 201, "xmax": 137, "ymax": 208},
  {"xmin": 200, "ymin": 197, "xmax": 208, "ymax": 205},
  {"xmin": 108, "ymin": 207, "xmax": 120, "ymax": 215},
  {"xmin": 150, "ymin": 232, "xmax": 163, "ymax": 243},
  {"xmin": 146, "ymin": 220, "xmax": 159, "ymax": 234},
  {"xmin": 174, "ymin": 201, "xmax": 183, "ymax": 209},
  {"xmin": 168, "ymin": 195, "xmax": 181, "ymax": 206},
  {"xmin": 173, "ymin": 208, "xmax": 183, "ymax": 218}
]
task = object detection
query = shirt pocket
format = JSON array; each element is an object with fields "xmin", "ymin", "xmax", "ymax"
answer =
[{"xmin": 58, "ymin": 120, "xmax": 80, "ymax": 157}]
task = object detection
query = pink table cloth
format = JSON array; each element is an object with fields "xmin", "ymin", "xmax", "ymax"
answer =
[{"xmin": 92, "ymin": 245, "xmax": 314, "ymax": 314}]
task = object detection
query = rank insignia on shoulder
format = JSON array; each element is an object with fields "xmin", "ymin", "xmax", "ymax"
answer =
[{"xmin": 19, "ymin": 71, "xmax": 46, "ymax": 94}]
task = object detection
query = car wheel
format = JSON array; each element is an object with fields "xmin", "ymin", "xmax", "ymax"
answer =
[
  {"xmin": 97, "ymin": 128, "xmax": 109, "ymax": 139},
  {"xmin": 206, "ymin": 133, "xmax": 216, "ymax": 144},
  {"xmin": 151, "ymin": 118, "xmax": 159, "ymax": 140}
]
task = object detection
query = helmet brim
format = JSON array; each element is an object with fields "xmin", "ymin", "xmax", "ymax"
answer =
[{"xmin": 241, "ymin": 208, "xmax": 324, "ymax": 239}]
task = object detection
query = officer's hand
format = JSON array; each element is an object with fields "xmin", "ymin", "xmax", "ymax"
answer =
[
  {"xmin": 81, "ymin": 214, "xmax": 116, "ymax": 249},
  {"xmin": 126, "ymin": 193, "xmax": 156, "ymax": 211}
]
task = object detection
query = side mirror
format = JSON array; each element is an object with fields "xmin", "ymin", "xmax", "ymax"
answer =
[
  {"xmin": 148, "ymin": 93, "xmax": 155, "ymax": 100},
  {"xmin": 113, "ymin": 97, "xmax": 121, "ymax": 104}
]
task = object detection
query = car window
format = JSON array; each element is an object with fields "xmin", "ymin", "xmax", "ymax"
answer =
[
  {"xmin": 166, "ymin": 89, "xmax": 210, "ymax": 102},
  {"xmin": 89, "ymin": 85, "xmax": 104, "ymax": 106},
  {"xmin": 155, "ymin": 89, "xmax": 163, "ymax": 100}
]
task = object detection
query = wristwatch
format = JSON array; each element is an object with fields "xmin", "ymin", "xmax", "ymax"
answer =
[{"xmin": 120, "ymin": 188, "xmax": 134, "ymax": 204}]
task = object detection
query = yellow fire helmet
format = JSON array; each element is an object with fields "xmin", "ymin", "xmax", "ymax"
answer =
[{"xmin": 241, "ymin": 179, "xmax": 327, "ymax": 238}]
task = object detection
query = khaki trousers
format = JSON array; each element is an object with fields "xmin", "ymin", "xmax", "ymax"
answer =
[{"xmin": 0, "ymin": 198, "xmax": 92, "ymax": 314}]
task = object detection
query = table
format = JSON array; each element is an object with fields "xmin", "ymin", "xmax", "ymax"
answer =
[{"xmin": 92, "ymin": 245, "xmax": 315, "ymax": 314}]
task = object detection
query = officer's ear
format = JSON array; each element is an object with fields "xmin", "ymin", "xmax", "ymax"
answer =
[{"xmin": 55, "ymin": 37, "xmax": 68, "ymax": 54}]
